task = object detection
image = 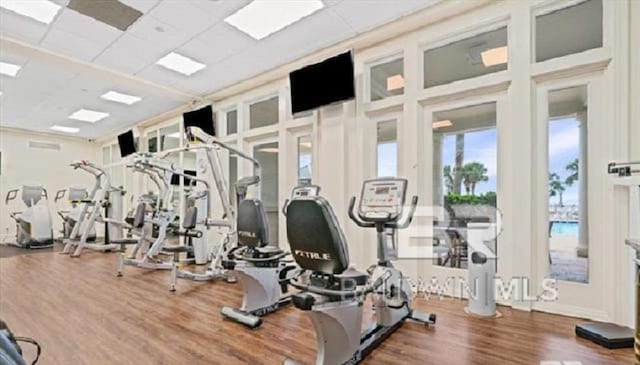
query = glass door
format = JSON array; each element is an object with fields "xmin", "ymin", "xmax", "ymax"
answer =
[
  {"xmin": 533, "ymin": 76, "xmax": 608, "ymax": 320},
  {"xmin": 253, "ymin": 140, "xmax": 280, "ymax": 246}
]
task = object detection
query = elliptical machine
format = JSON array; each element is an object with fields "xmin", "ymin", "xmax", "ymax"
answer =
[
  {"xmin": 5, "ymin": 186, "xmax": 53, "ymax": 249},
  {"xmin": 220, "ymin": 185, "xmax": 321, "ymax": 328},
  {"xmin": 284, "ymin": 178, "xmax": 435, "ymax": 365}
]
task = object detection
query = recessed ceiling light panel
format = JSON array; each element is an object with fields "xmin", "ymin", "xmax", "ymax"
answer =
[
  {"xmin": 0, "ymin": 0, "xmax": 61, "ymax": 24},
  {"xmin": 433, "ymin": 120, "xmax": 453, "ymax": 129},
  {"xmin": 156, "ymin": 52, "xmax": 206, "ymax": 76},
  {"xmin": 0, "ymin": 62, "xmax": 22, "ymax": 77},
  {"xmin": 101, "ymin": 90, "xmax": 141, "ymax": 105},
  {"xmin": 481, "ymin": 46, "xmax": 508, "ymax": 67},
  {"xmin": 386, "ymin": 75, "xmax": 404, "ymax": 91},
  {"xmin": 51, "ymin": 125, "xmax": 80, "ymax": 133},
  {"xmin": 69, "ymin": 109, "xmax": 109, "ymax": 123},
  {"xmin": 224, "ymin": 0, "xmax": 325, "ymax": 40}
]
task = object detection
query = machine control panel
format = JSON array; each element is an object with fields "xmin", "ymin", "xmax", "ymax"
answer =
[
  {"xmin": 291, "ymin": 185, "xmax": 321, "ymax": 199},
  {"xmin": 359, "ymin": 178, "xmax": 407, "ymax": 221}
]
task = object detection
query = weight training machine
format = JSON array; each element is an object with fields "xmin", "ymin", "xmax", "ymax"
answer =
[
  {"xmin": 283, "ymin": 178, "xmax": 435, "ymax": 365},
  {"xmin": 167, "ymin": 127, "xmax": 262, "ymax": 291},
  {"xmin": 61, "ymin": 161, "xmax": 126, "ymax": 257},
  {"xmin": 117, "ymin": 153, "xmax": 200, "ymax": 274},
  {"xmin": 54, "ymin": 188, "xmax": 96, "ymax": 242}
]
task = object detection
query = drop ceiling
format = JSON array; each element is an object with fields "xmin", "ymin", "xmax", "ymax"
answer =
[{"xmin": 0, "ymin": 0, "xmax": 436, "ymax": 139}]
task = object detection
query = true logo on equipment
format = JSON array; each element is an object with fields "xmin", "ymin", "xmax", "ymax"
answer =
[{"xmin": 294, "ymin": 250, "xmax": 331, "ymax": 260}]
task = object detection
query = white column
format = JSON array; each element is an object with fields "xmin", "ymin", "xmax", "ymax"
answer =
[{"xmin": 576, "ymin": 110, "xmax": 589, "ymax": 258}]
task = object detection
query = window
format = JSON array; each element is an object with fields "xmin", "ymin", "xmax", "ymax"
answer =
[
  {"xmin": 147, "ymin": 132, "xmax": 158, "ymax": 153},
  {"xmin": 227, "ymin": 110, "xmax": 238, "ymax": 135},
  {"xmin": 249, "ymin": 96, "xmax": 279, "ymax": 129},
  {"xmin": 536, "ymin": 0, "xmax": 602, "ymax": 62},
  {"xmin": 254, "ymin": 142, "xmax": 279, "ymax": 245},
  {"xmin": 376, "ymin": 120, "xmax": 397, "ymax": 177},
  {"xmin": 297, "ymin": 136, "xmax": 312, "ymax": 185},
  {"xmin": 370, "ymin": 57, "xmax": 404, "ymax": 102},
  {"xmin": 159, "ymin": 124, "xmax": 180, "ymax": 151},
  {"xmin": 547, "ymin": 85, "xmax": 589, "ymax": 283},
  {"xmin": 432, "ymin": 103, "xmax": 498, "ymax": 269},
  {"xmin": 423, "ymin": 27, "xmax": 508, "ymax": 88}
]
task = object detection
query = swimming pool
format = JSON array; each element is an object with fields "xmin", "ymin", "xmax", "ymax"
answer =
[{"xmin": 550, "ymin": 221, "xmax": 579, "ymax": 236}]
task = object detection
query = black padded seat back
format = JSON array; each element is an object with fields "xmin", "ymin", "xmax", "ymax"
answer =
[
  {"xmin": 183, "ymin": 206, "xmax": 198, "ymax": 230},
  {"xmin": 286, "ymin": 197, "xmax": 349, "ymax": 275},
  {"xmin": 237, "ymin": 199, "xmax": 269, "ymax": 247},
  {"xmin": 132, "ymin": 202, "xmax": 146, "ymax": 229}
]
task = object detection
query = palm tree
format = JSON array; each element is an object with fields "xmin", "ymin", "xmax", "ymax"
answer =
[
  {"xmin": 453, "ymin": 134, "xmax": 464, "ymax": 194},
  {"xmin": 549, "ymin": 172, "xmax": 565, "ymax": 206},
  {"xmin": 565, "ymin": 158, "xmax": 579, "ymax": 187},
  {"xmin": 461, "ymin": 162, "xmax": 489, "ymax": 195},
  {"xmin": 443, "ymin": 165, "xmax": 455, "ymax": 193}
]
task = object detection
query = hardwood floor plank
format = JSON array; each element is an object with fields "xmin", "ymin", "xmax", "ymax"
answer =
[{"xmin": 0, "ymin": 249, "xmax": 633, "ymax": 364}]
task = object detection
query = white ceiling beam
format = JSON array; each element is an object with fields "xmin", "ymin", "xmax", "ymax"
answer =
[{"xmin": 0, "ymin": 34, "xmax": 199, "ymax": 103}]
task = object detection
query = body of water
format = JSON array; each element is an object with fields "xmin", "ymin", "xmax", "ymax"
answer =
[{"xmin": 551, "ymin": 221, "xmax": 579, "ymax": 236}]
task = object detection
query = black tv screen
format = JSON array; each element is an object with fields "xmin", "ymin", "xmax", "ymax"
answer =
[
  {"xmin": 289, "ymin": 51, "xmax": 355, "ymax": 115},
  {"xmin": 117, "ymin": 130, "xmax": 137, "ymax": 157},
  {"xmin": 171, "ymin": 170, "xmax": 197, "ymax": 186},
  {"xmin": 183, "ymin": 105, "xmax": 215, "ymax": 136}
]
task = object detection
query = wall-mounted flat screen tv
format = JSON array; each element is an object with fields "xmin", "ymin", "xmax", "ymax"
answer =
[
  {"xmin": 183, "ymin": 105, "xmax": 215, "ymax": 136},
  {"xmin": 289, "ymin": 50, "xmax": 355, "ymax": 115},
  {"xmin": 117, "ymin": 130, "xmax": 137, "ymax": 157}
]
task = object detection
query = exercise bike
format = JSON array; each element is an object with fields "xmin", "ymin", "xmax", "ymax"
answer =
[
  {"xmin": 220, "ymin": 185, "xmax": 320, "ymax": 328},
  {"xmin": 283, "ymin": 178, "xmax": 435, "ymax": 365}
]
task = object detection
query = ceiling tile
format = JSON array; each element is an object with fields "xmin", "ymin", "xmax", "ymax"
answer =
[
  {"xmin": 119, "ymin": 0, "xmax": 160, "ymax": 14},
  {"xmin": 180, "ymin": 22, "xmax": 255, "ymax": 65},
  {"xmin": 94, "ymin": 33, "xmax": 170, "ymax": 74},
  {"xmin": 332, "ymin": 0, "xmax": 435, "ymax": 33},
  {"xmin": 147, "ymin": 1, "xmax": 214, "ymax": 35},
  {"xmin": 53, "ymin": 7, "xmax": 122, "ymax": 45},
  {"xmin": 135, "ymin": 62, "xmax": 191, "ymax": 88},
  {"xmin": 40, "ymin": 28, "xmax": 106, "ymax": 61},
  {"xmin": 128, "ymin": 13, "xmax": 192, "ymax": 49},
  {"xmin": 188, "ymin": 0, "xmax": 252, "ymax": 20},
  {"xmin": 0, "ymin": 10, "xmax": 49, "ymax": 44}
]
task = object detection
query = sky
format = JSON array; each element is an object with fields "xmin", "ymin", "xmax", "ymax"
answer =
[
  {"xmin": 548, "ymin": 117, "xmax": 580, "ymax": 205},
  {"xmin": 436, "ymin": 116, "xmax": 580, "ymax": 203},
  {"xmin": 372, "ymin": 117, "xmax": 580, "ymax": 204},
  {"xmin": 441, "ymin": 128, "xmax": 497, "ymax": 195}
]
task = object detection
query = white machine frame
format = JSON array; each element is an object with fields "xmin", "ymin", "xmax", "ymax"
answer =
[
  {"xmin": 166, "ymin": 127, "xmax": 263, "ymax": 291},
  {"xmin": 61, "ymin": 161, "xmax": 125, "ymax": 257}
]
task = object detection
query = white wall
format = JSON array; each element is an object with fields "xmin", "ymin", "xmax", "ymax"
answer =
[
  {"xmin": 0, "ymin": 128, "xmax": 98, "ymax": 242},
  {"xmin": 106, "ymin": 0, "xmax": 637, "ymax": 326}
]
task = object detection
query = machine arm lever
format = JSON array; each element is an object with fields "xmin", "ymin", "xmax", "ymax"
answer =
[
  {"xmin": 54, "ymin": 189, "xmax": 66, "ymax": 203},
  {"xmin": 391, "ymin": 195, "xmax": 418, "ymax": 229},
  {"xmin": 5, "ymin": 189, "xmax": 18, "ymax": 204}
]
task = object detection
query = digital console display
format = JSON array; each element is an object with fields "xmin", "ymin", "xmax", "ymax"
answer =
[{"xmin": 375, "ymin": 187, "xmax": 390, "ymax": 195}]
